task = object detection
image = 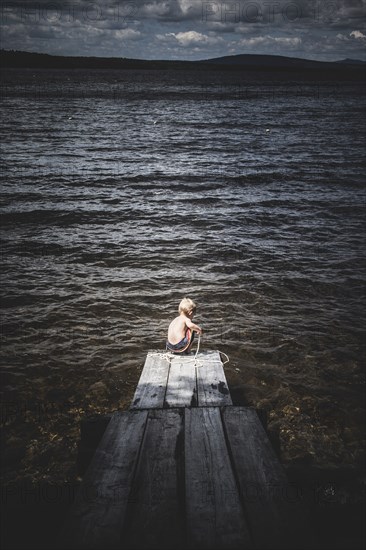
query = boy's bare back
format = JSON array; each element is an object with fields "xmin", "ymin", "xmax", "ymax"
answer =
[
  {"xmin": 168, "ymin": 315, "xmax": 191, "ymax": 345},
  {"xmin": 167, "ymin": 298, "xmax": 203, "ymax": 346}
]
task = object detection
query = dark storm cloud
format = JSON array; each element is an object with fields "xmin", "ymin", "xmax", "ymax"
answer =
[
  {"xmin": 1, "ymin": 0, "xmax": 365, "ymax": 60},
  {"xmin": 1, "ymin": 0, "xmax": 364, "ymax": 24}
]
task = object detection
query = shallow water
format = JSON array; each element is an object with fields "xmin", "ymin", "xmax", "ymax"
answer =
[{"xmin": 0, "ymin": 69, "xmax": 365, "ymax": 483}]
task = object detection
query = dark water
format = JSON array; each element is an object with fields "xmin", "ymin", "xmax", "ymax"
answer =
[{"xmin": 0, "ymin": 69, "xmax": 365, "ymax": 484}]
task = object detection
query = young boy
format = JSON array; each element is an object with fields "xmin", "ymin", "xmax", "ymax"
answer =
[{"xmin": 166, "ymin": 297, "xmax": 203, "ymax": 353}]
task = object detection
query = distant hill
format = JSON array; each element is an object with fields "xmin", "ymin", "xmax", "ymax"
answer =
[
  {"xmin": 335, "ymin": 58, "xmax": 366, "ymax": 65},
  {"xmin": 0, "ymin": 50, "xmax": 193, "ymax": 71},
  {"xmin": 200, "ymin": 54, "xmax": 366, "ymax": 72},
  {"xmin": 1, "ymin": 50, "xmax": 365, "ymax": 78},
  {"xmin": 200, "ymin": 54, "xmax": 328, "ymax": 69}
]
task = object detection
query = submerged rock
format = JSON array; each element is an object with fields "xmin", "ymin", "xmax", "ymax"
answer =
[{"xmin": 86, "ymin": 381, "xmax": 108, "ymax": 398}]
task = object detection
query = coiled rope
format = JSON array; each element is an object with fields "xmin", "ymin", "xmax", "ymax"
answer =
[{"xmin": 150, "ymin": 333, "xmax": 230, "ymax": 369}]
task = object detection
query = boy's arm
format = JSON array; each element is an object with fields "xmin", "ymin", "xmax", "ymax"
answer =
[{"xmin": 184, "ymin": 316, "xmax": 203, "ymax": 334}]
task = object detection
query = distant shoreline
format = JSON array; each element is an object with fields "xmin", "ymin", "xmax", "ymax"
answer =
[{"xmin": 1, "ymin": 50, "xmax": 365, "ymax": 79}]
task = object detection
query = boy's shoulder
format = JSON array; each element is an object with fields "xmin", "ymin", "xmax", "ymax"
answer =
[
  {"xmin": 174, "ymin": 314, "xmax": 187, "ymax": 324},
  {"xmin": 172, "ymin": 315, "xmax": 184, "ymax": 323}
]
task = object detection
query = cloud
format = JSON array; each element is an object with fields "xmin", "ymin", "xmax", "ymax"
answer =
[
  {"xmin": 114, "ymin": 28, "xmax": 141, "ymax": 40},
  {"xmin": 169, "ymin": 30, "xmax": 223, "ymax": 46},
  {"xmin": 336, "ymin": 33, "xmax": 349, "ymax": 41},
  {"xmin": 141, "ymin": 1, "xmax": 171, "ymax": 18},
  {"xmin": 350, "ymin": 30, "xmax": 366, "ymax": 40},
  {"xmin": 177, "ymin": 0, "xmax": 196, "ymax": 16},
  {"xmin": 335, "ymin": 30, "xmax": 366, "ymax": 43},
  {"xmin": 238, "ymin": 35, "xmax": 302, "ymax": 48}
]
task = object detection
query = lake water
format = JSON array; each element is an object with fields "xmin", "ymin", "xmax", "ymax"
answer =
[{"xmin": 0, "ymin": 68, "xmax": 365, "ymax": 484}]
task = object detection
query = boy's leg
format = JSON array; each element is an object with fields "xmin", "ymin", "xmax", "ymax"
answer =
[{"xmin": 184, "ymin": 332, "xmax": 195, "ymax": 354}]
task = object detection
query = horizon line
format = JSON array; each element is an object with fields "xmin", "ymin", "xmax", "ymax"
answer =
[{"xmin": 2, "ymin": 49, "xmax": 365, "ymax": 65}]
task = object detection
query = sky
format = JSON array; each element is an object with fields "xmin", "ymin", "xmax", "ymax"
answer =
[{"xmin": 0, "ymin": 0, "xmax": 365, "ymax": 61}]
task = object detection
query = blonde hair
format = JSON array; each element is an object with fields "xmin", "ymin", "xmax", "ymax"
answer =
[{"xmin": 178, "ymin": 297, "xmax": 196, "ymax": 316}]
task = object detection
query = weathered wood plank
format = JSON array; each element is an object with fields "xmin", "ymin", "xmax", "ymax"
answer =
[
  {"xmin": 222, "ymin": 407, "xmax": 314, "ymax": 550},
  {"xmin": 122, "ymin": 408, "xmax": 185, "ymax": 550},
  {"xmin": 164, "ymin": 356, "xmax": 197, "ymax": 407},
  {"xmin": 196, "ymin": 351, "xmax": 232, "ymax": 407},
  {"xmin": 60, "ymin": 409, "xmax": 148, "ymax": 550},
  {"xmin": 130, "ymin": 353, "xmax": 170, "ymax": 409},
  {"xmin": 185, "ymin": 407, "xmax": 253, "ymax": 550}
]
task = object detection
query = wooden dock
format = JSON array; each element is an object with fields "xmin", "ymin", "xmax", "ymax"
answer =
[{"xmin": 60, "ymin": 350, "xmax": 314, "ymax": 550}]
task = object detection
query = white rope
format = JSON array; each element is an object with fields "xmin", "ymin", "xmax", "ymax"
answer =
[
  {"xmin": 193, "ymin": 332, "xmax": 201, "ymax": 362},
  {"xmin": 218, "ymin": 349, "xmax": 230, "ymax": 366},
  {"xmin": 149, "ymin": 333, "xmax": 230, "ymax": 369}
]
